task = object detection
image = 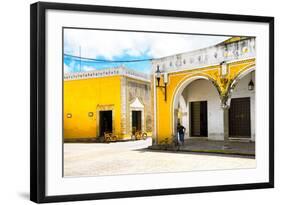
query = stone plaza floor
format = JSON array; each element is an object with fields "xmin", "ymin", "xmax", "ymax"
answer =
[{"xmin": 64, "ymin": 138, "xmax": 256, "ymax": 177}]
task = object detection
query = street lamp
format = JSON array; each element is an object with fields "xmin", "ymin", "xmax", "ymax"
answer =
[{"xmin": 155, "ymin": 65, "xmax": 168, "ymax": 101}]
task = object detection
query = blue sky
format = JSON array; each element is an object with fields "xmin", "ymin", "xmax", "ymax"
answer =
[
  {"xmin": 64, "ymin": 29, "xmax": 229, "ymax": 74},
  {"xmin": 64, "ymin": 52, "xmax": 152, "ymax": 74}
]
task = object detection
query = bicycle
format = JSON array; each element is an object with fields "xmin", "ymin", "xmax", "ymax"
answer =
[
  {"xmin": 134, "ymin": 131, "xmax": 147, "ymax": 140},
  {"xmin": 104, "ymin": 132, "xmax": 117, "ymax": 142}
]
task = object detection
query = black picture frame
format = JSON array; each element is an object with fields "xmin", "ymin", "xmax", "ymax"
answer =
[{"xmin": 30, "ymin": 2, "xmax": 274, "ymax": 203}]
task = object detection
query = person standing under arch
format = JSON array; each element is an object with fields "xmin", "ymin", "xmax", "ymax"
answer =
[{"xmin": 177, "ymin": 122, "xmax": 186, "ymax": 145}]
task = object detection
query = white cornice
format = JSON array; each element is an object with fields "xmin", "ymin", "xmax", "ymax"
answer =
[
  {"xmin": 152, "ymin": 37, "xmax": 256, "ymax": 73},
  {"xmin": 64, "ymin": 66, "xmax": 151, "ymax": 82}
]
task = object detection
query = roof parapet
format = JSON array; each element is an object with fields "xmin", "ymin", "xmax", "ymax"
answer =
[
  {"xmin": 152, "ymin": 37, "xmax": 255, "ymax": 73},
  {"xmin": 64, "ymin": 66, "xmax": 151, "ymax": 82}
]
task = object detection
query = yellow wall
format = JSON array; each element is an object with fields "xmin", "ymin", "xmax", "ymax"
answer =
[
  {"xmin": 156, "ymin": 59, "xmax": 255, "ymax": 144},
  {"xmin": 64, "ymin": 76, "xmax": 121, "ymax": 140}
]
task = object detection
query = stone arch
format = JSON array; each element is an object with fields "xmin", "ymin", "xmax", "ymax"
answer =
[{"xmin": 171, "ymin": 74, "xmax": 220, "ymax": 136}]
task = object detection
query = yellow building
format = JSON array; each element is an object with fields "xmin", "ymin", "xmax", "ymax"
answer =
[
  {"xmin": 64, "ymin": 66, "xmax": 152, "ymax": 142},
  {"xmin": 152, "ymin": 37, "xmax": 256, "ymax": 144}
]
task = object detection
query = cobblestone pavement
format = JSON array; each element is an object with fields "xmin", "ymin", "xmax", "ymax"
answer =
[{"xmin": 64, "ymin": 138, "xmax": 256, "ymax": 177}]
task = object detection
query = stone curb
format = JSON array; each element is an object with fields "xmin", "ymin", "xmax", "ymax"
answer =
[{"xmin": 148, "ymin": 145, "xmax": 255, "ymax": 157}]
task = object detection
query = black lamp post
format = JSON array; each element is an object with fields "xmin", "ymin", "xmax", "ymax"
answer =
[{"xmin": 155, "ymin": 65, "xmax": 168, "ymax": 101}]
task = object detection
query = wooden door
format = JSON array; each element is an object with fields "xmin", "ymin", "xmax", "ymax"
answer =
[
  {"xmin": 190, "ymin": 101, "xmax": 208, "ymax": 137},
  {"xmin": 229, "ymin": 97, "xmax": 251, "ymax": 137}
]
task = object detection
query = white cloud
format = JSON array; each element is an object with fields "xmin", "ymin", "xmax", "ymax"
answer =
[
  {"xmin": 64, "ymin": 63, "xmax": 71, "ymax": 73},
  {"xmin": 82, "ymin": 65, "xmax": 96, "ymax": 72},
  {"xmin": 64, "ymin": 29, "xmax": 229, "ymax": 60}
]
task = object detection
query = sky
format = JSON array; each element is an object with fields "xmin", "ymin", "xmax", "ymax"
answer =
[{"xmin": 64, "ymin": 29, "xmax": 230, "ymax": 74}]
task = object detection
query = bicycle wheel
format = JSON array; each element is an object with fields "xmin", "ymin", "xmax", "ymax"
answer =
[
  {"xmin": 142, "ymin": 133, "xmax": 147, "ymax": 140},
  {"xmin": 111, "ymin": 135, "xmax": 117, "ymax": 142},
  {"xmin": 104, "ymin": 135, "xmax": 110, "ymax": 143}
]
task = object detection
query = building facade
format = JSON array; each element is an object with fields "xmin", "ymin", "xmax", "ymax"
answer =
[
  {"xmin": 64, "ymin": 37, "xmax": 256, "ymax": 145},
  {"xmin": 64, "ymin": 66, "xmax": 152, "ymax": 141},
  {"xmin": 152, "ymin": 37, "xmax": 256, "ymax": 144}
]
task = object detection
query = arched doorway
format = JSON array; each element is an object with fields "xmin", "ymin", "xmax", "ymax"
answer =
[
  {"xmin": 172, "ymin": 75, "xmax": 221, "ymax": 141},
  {"xmin": 130, "ymin": 97, "xmax": 145, "ymax": 134},
  {"xmin": 228, "ymin": 68, "xmax": 255, "ymax": 141}
]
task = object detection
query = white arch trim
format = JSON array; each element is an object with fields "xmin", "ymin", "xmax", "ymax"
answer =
[
  {"xmin": 179, "ymin": 95, "xmax": 187, "ymax": 112},
  {"xmin": 178, "ymin": 94, "xmax": 188, "ymax": 128}
]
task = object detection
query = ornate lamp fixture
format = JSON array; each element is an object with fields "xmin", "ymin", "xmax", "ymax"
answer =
[
  {"xmin": 155, "ymin": 66, "xmax": 161, "ymax": 86},
  {"xmin": 248, "ymin": 71, "xmax": 254, "ymax": 91},
  {"xmin": 155, "ymin": 65, "xmax": 168, "ymax": 101},
  {"xmin": 219, "ymin": 61, "xmax": 229, "ymax": 79}
]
